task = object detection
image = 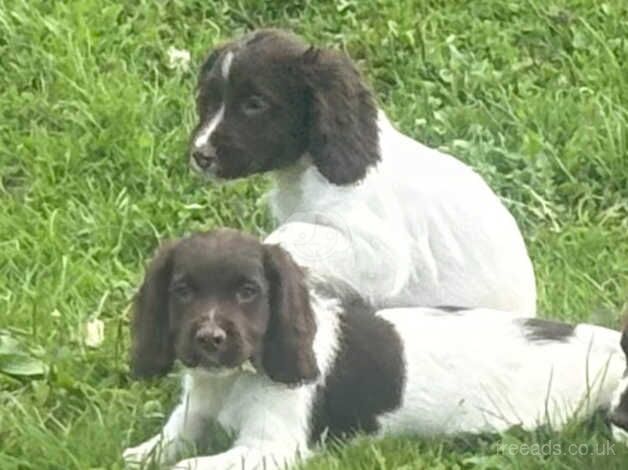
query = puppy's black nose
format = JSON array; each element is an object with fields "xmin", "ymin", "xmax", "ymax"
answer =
[
  {"xmin": 195, "ymin": 326, "xmax": 227, "ymax": 350},
  {"xmin": 192, "ymin": 149, "xmax": 216, "ymax": 170}
]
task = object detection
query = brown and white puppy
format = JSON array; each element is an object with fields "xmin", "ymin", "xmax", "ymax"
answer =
[
  {"xmin": 189, "ymin": 29, "xmax": 376, "ymax": 183},
  {"xmin": 130, "ymin": 229, "xmax": 318, "ymax": 384},
  {"xmin": 124, "ymin": 229, "xmax": 625, "ymax": 470},
  {"xmin": 187, "ymin": 29, "xmax": 537, "ymax": 317}
]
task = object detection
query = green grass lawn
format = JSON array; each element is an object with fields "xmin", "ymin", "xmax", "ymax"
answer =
[{"xmin": 1, "ymin": 0, "xmax": 627, "ymax": 468}]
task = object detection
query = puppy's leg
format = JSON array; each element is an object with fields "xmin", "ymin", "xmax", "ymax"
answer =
[
  {"xmin": 172, "ymin": 444, "xmax": 305, "ymax": 470},
  {"xmin": 124, "ymin": 394, "xmax": 208, "ymax": 466},
  {"xmin": 265, "ymin": 220, "xmax": 409, "ymax": 303},
  {"xmin": 172, "ymin": 384, "xmax": 312, "ymax": 470}
]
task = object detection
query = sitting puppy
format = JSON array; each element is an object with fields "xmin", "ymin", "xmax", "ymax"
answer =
[
  {"xmin": 124, "ymin": 229, "xmax": 624, "ymax": 470},
  {"xmin": 188, "ymin": 29, "xmax": 537, "ymax": 315}
]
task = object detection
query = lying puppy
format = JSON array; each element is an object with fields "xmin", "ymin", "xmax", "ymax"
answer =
[
  {"xmin": 188, "ymin": 29, "xmax": 537, "ymax": 316},
  {"xmin": 124, "ymin": 229, "xmax": 625, "ymax": 469}
]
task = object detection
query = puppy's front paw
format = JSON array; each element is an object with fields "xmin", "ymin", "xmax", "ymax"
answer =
[
  {"xmin": 123, "ymin": 436, "xmax": 161, "ymax": 467},
  {"xmin": 172, "ymin": 453, "xmax": 285, "ymax": 470},
  {"xmin": 172, "ymin": 456, "xmax": 242, "ymax": 470},
  {"xmin": 172, "ymin": 458, "xmax": 202, "ymax": 470}
]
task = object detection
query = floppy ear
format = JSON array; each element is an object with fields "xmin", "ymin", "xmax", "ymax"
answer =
[
  {"xmin": 262, "ymin": 244, "xmax": 319, "ymax": 385},
  {"xmin": 301, "ymin": 46, "xmax": 380, "ymax": 185},
  {"xmin": 130, "ymin": 241, "xmax": 177, "ymax": 379}
]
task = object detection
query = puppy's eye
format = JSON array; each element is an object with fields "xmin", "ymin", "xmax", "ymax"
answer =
[
  {"xmin": 236, "ymin": 283, "xmax": 259, "ymax": 303},
  {"xmin": 170, "ymin": 283, "xmax": 193, "ymax": 302},
  {"xmin": 241, "ymin": 95, "xmax": 268, "ymax": 116}
]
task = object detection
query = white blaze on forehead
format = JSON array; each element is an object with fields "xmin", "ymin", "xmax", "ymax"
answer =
[
  {"xmin": 192, "ymin": 50, "xmax": 234, "ymax": 151},
  {"xmin": 221, "ymin": 51, "xmax": 234, "ymax": 80},
  {"xmin": 193, "ymin": 105, "xmax": 225, "ymax": 149}
]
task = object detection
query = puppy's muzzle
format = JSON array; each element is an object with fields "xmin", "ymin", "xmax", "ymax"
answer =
[
  {"xmin": 191, "ymin": 148, "xmax": 217, "ymax": 171},
  {"xmin": 195, "ymin": 324, "xmax": 227, "ymax": 352}
]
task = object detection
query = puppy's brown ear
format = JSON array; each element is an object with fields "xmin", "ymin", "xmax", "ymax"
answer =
[
  {"xmin": 301, "ymin": 46, "xmax": 380, "ymax": 185},
  {"xmin": 130, "ymin": 241, "xmax": 177, "ymax": 379},
  {"xmin": 262, "ymin": 244, "xmax": 319, "ymax": 385}
]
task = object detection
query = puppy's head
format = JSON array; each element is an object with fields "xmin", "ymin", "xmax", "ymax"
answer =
[
  {"xmin": 189, "ymin": 29, "xmax": 379, "ymax": 185},
  {"xmin": 131, "ymin": 229, "xmax": 319, "ymax": 385}
]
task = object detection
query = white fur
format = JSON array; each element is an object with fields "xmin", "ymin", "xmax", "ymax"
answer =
[
  {"xmin": 378, "ymin": 309, "xmax": 623, "ymax": 435},
  {"xmin": 265, "ymin": 111, "xmax": 536, "ymax": 315},
  {"xmin": 221, "ymin": 51, "xmax": 234, "ymax": 79},
  {"xmin": 192, "ymin": 105, "xmax": 225, "ymax": 150},
  {"xmin": 124, "ymin": 301, "xmax": 624, "ymax": 469}
]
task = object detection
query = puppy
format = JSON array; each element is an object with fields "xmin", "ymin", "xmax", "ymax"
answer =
[
  {"xmin": 124, "ymin": 229, "xmax": 624, "ymax": 469},
  {"xmin": 187, "ymin": 29, "xmax": 537, "ymax": 316}
]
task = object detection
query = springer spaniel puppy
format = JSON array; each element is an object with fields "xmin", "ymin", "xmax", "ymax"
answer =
[
  {"xmin": 123, "ymin": 229, "xmax": 625, "ymax": 470},
  {"xmin": 188, "ymin": 29, "xmax": 537, "ymax": 315}
]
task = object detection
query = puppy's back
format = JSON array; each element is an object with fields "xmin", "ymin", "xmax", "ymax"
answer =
[{"xmin": 374, "ymin": 307, "xmax": 624, "ymax": 436}]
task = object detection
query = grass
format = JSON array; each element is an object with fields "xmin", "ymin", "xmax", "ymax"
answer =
[{"xmin": 1, "ymin": 0, "xmax": 627, "ymax": 468}]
